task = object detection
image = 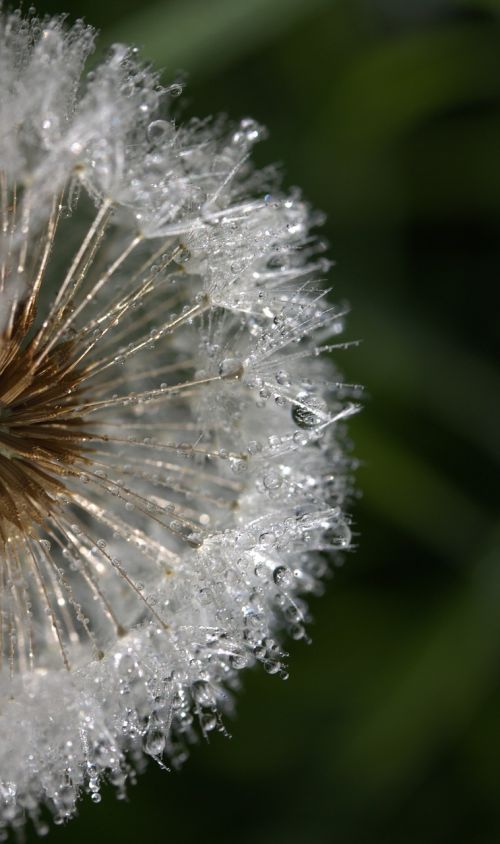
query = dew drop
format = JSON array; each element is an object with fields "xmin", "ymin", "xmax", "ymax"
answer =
[
  {"xmin": 144, "ymin": 729, "xmax": 166, "ymax": 757},
  {"xmin": 219, "ymin": 358, "xmax": 243, "ymax": 377},
  {"xmin": 147, "ymin": 119, "xmax": 171, "ymax": 143},
  {"xmin": 273, "ymin": 566, "xmax": 293, "ymax": 588},
  {"xmin": 293, "ymin": 431, "xmax": 310, "ymax": 446},
  {"xmin": 173, "ymin": 246, "xmax": 191, "ymax": 264},
  {"xmin": 263, "ymin": 472, "xmax": 282, "ymax": 491},
  {"xmin": 292, "ymin": 395, "xmax": 327, "ymax": 429},
  {"xmin": 263, "ymin": 660, "xmax": 281, "ymax": 675},
  {"xmin": 229, "ymin": 653, "xmax": 249, "ymax": 670},
  {"xmin": 167, "ymin": 82, "xmax": 183, "ymax": 97}
]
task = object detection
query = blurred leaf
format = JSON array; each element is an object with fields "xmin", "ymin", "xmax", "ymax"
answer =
[
  {"xmin": 104, "ymin": 0, "xmax": 330, "ymax": 76},
  {"xmin": 323, "ymin": 23, "xmax": 500, "ymax": 153},
  {"xmin": 355, "ymin": 419, "xmax": 487, "ymax": 559},
  {"xmin": 302, "ymin": 22, "xmax": 500, "ymax": 223},
  {"xmin": 406, "ymin": 114, "xmax": 500, "ymax": 217},
  {"xmin": 459, "ymin": 0, "xmax": 500, "ymax": 13},
  {"xmin": 335, "ymin": 522, "xmax": 500, "ymax": 803},
  {"xmin": 351, "ymin": 304, "xmax": 500, "ymax": 464}
]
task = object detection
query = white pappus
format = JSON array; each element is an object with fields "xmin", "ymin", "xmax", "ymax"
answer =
[{"xmin": 0, "ymin": 8, "xmax": 359, "ymax": 835}]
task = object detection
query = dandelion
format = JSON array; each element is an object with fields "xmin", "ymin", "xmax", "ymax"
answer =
[{"xmin": 0, "ymin": 8, "xmax": 359, "ymax": 835}]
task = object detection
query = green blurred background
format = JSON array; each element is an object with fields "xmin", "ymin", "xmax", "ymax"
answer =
[{"xmin": 26, "ymin": 0, "xmax": 500, "ymax": 841}]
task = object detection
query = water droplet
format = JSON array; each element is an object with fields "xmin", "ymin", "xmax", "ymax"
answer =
[
  {"xmin": 292, "ymin": 395, "xmax": 327, "ymax": 429},
  {"xmin": 273, "ymin": 566, "xmax": 293, "ymax": 588},
  {"xmin": 173, "ymin": 246, "xmax": 191, "ymax": 264},
  {"xmin": 229, "ymin": 457, "xmax": 247, "ymax": 474},
  {"xmin": 144, "ymin": 729, "xmax": 166, "ymax": 757},
  {"xmin": 167, "ymin": 82, "xmax": 183, "ymax": 98},
  {"xmin": 290, "ymin": 623, "xmax": 306, "ymax": 640},
  {"xmin": 219, "ymin": 358, "xmax": 243, "ymax": 378},
  {"xmin": 232, "ymin": 118, "xmax": 264, "ymax": 146},
  {"xmin": 229, "ymin": 653, "xmax": 249, "ymax": 670},
  {"xmin": 147, "ymin": 119, "xmax": 171, "ymax": 143},
  {"xmin": 263, "ymin": 472, "xmax": 282, "ymax": 491},
  {"xmin": 275, "ymin": 369, "xmax": 289, "ymax": 386},
  {"xmin": 200, "ymin": 712, "xmax": 217, "ymax": 732},
  {"xmin": 293, "ymin": 431, "xmax": 310, "ymax": 446},
  {"xmin": 263, "ymin": 660, "xmax": 281, "ymax": 675}
]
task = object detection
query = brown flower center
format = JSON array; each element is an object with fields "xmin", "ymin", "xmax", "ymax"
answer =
[{"xmin": 0, "ymin": 301, "xmax": 88, "ymax": 545}]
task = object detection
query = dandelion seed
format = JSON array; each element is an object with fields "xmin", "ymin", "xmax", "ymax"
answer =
[{"xmin": 0, "ymin": 8, "xmax": 359, "ymax": 834}]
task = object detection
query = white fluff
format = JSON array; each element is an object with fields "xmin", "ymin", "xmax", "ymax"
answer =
[{"xmin": 0, "ymin": 9, "xmax": 358, "ymax": 835}]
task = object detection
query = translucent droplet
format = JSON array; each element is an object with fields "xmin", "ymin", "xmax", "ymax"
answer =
[
  {"xmin": 144, "ymin": 729, "xmax": 166, "ymax": 757},
  {"xmin": 292, "ymin": 395, "xmax": 327, "ymax": 429},
  {"xmin": 200, "ymin": 712, "xmax": 217, "ymax": 732},
  {"xmin": 273, "ymin": 566, "xmax": 293, "ymax": 588},
  {"xmin": 275, "ymin": 369, "xmax": 289, "ymax": 386},
  {"xmin": 263, "ymin": 660, "xmax": 281, "ymax": 675},
  {"xmin": 173, "ymin": 246, "xmax": 191, "ymax": 264},
  {"xmin": 229, "ymin": 653, "xmax": 249, "ymax": 670},
  {"xmin": 167, "ymin": 82, "xmax": 183, "ymax": 97},
  {"xmin": 229, "ymin": 457, "xmax": 247, "ymax": 474},
  {"xmin": 293, "ymin": 431, "xmax": 310, "ymax": 446},
  {"xmin": 232, "ymin": 117, "xmax": 264, "ymax": 146},
  {"xmin": 218, "ymin": 358, "xmax": 243, "ymax": 378},
  {"xmin": 290, "ymin": 623, "xmax": 306, "ymax": 640},
  {"xmin": 263, "ymin": 472, "xmax": 282, "ymax": 491},
  {"xmin": 258, "ymin": 533, "xmax": 275, "ymax": 548},
  {"xmin": 147, "ymin": 119, "xmax": 171, "ymax": 143}
]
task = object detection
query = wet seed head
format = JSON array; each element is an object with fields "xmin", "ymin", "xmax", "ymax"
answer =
[{"xmin": 0, "ymin": 8, "xmax": 358, "ymax": 835}]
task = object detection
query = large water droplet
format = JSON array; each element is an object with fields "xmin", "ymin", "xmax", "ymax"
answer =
[
  {"xmin": 292, "ymin": 395, "xmax": 327, "ymax": 429},
  {"xmin": 144, "ymin": 728, "xmax": 166, "ymax": 757}
]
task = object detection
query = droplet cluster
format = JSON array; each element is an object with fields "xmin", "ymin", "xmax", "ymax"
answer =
[{"xmin": 0, "ymin": 9, "xmax": 359, "ymax": 835}]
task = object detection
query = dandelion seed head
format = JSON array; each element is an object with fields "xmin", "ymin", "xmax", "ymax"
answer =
[{"xmin": 0, "ymin": 7, "xmax": 358, "ymax": 834}]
